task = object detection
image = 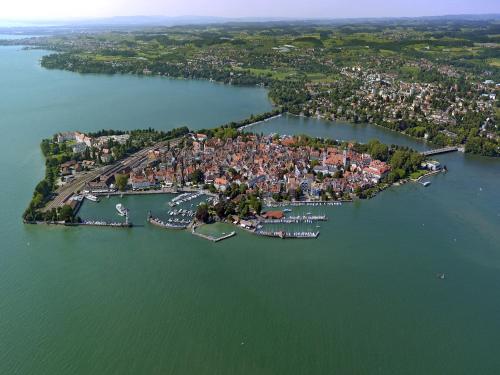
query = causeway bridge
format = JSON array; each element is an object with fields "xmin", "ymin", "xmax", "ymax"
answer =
[{"xmin": 420, "ymin": 147, "xmax": 458, "ymax": 157}]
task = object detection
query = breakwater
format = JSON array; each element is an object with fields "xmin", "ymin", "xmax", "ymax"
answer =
[{"xmin": 191, "ymin": 226, "xmax": 236, "ymax": 242}]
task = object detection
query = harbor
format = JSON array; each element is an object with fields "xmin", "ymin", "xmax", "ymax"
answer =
[{"xmin": 72, "ymin": 190, "xmax": 332, "ymax": 240}]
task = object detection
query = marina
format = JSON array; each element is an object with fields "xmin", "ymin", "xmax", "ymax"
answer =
[{"xmin": 169, "ymin": 192, "xmax": 203, "ymax": 207}]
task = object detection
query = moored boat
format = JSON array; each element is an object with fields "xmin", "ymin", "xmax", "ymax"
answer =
[
  {"xmin": 85, "ymin": 194, "xmax": 100, "ymax": 202},
  {"xmin": 116, "ymin": 203, "xmax": 128, "ymax": 216}
]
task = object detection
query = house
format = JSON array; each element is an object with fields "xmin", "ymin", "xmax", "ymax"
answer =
[
  {"xmin": 425, "ymin": 160, "xmax": 441, "ymax": 171},
  {"xmin": 248, "ymin": 175, "xmax": 266, "ymax": 188},
  {"xmin": 195, "ymin": 133, "xmax": 208, "ymax": 142},
  {"xmin": 214, "ymin": 177, "xmax": 229, "ymax": 191},
  {"xmin": 75, "ymin": 132, "xmax": 93, "ymax": 147},
  {"xmin": 363, "ymin": 160, "xmax": 390, "ymax": 182},
  {"xmin": 130, "ymin": 175, "xmax": 154, "ymax": 190},
  {"xmin": 60, "ymin": 160, "xmax": 77, "ymax": 175},
  {"xmin": 84, "ymin": 181, "xmax": 112, "ymax": 194},
  {"xmin": 72, "ymin": 142, "xmax": 87, "ymax": 154},
  {"xmin": 57, "ymin": 131, "xmax": 76, "ymax": 143}
]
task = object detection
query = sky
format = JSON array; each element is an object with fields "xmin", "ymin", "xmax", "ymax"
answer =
[{"xmin": 0, "ymin": 0, "xmax": 499, "ymax": 21}]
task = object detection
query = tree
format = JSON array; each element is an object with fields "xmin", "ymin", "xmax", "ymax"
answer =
[
  {"xmin": 252, "ymin": 200, "xmax": 262, "ymax": 215},
  {"xmin": 294, "ymin": 186, "xmax": 303, "ymax": 200},
  {"xmin": 195, "ymin": 203, "xmax": 210, "ymax": 223},
  {"xmin": 189, "ymin": 169, "xmax": 204, "ymax": 184},
  {"xmin": 115, "ymin": 174, "xmax": 129, "ymax": 191},
  {"xmin": 59, "ymin": 205, "xmax": 74, "ymax": 222},
  {"xmin": 215, "ymin": 202, "xmax": 227, "ymax": 219},
  {"xmin": 35, "ymin": 180, "xmax": 51, "ymax": 198},
  {"xmin": 368, "ymin": 139, "xmax": 389, "ymax": 161}
]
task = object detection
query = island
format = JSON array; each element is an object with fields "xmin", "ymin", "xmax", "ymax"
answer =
[{"xmin": 23, "ymin": 117, "xmax": 443, "ymax": 239}]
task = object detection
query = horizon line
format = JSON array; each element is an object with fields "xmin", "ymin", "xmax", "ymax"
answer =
[{"xmin": 1, "ymin": 12, "xmax": 500, "ymax": 24}]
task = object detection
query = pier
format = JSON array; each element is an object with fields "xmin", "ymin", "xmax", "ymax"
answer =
[
  {"xmin": 191, "ymin": 226, "xmax": 236, "ymax": 242},
  {"xmin": 148, "ymin": 216, "xmax": 188, "ymax": 229},
  {"xmin": 255, "ymin": 230, "xmax": 319, "ymax": 239},
  {"xmin": 420, "ymin": 147, "xmax": 458, "ymax": 157},
  {"xmin": 265, "ymin": 201, "xmax": 346, "ymax": 208},
  {"xmin": 260, "ymin": 215, "xmax": 328, "ymax": 224}
]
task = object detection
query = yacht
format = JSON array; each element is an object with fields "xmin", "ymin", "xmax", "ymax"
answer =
[
  {"xmin": 116, "ymin": 204, "xmax": 128, "ymax": 216},
  {"xmin": 85, "ymin": 194, "xmax": 99, "ymax": 202}
]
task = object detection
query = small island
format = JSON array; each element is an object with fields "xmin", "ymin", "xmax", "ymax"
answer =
[{"xmin": 23, "ymin": 117, "xmax": 444, "ymax": 239}]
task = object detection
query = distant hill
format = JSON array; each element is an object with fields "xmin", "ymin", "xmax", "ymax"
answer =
[{"xmin": 0, "ymin": 13, "xmax": 499, "ymax": 30}]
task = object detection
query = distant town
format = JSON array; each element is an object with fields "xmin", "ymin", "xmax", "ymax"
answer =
[{"xmin": 8, "ymin": 19, "xmax": 498, "ymax": 157}]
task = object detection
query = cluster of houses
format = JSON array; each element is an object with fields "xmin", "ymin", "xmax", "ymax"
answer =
[
  {"xmin": 303, "ymin": 64, "xmax": 497, "ymax": 136},
  {"xmin": 57, "ymin": 131, "xmax": 130, "ymax": 156},
  {"xmin": 83, "ymin": 133, "xmax": 392, "ymax": 199}
]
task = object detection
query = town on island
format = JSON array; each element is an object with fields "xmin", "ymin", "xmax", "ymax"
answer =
[{"xmin": 23, "ymin": 115, "xmax": 450, "ymax": 241}]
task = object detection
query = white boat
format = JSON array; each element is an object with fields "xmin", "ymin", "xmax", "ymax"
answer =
[
  {"xmin": 116, "ymin": 203, "xmax": 128, "ymax": 216},
  {"xmin": 85, "ymin": 194, "xmax": 99, "ymax": 202}
]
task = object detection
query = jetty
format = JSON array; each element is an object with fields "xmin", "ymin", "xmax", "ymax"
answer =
[
  {"xmin": 420, "ymin": 147, "xmax": 458, "ymax": 157},
  {"xmin": 191, "ymin": 226, "xmax": 236, "ymax": 242},
  {"xmin": 80, "ymin": 220, "xmax": 132, "ymax": 228}
]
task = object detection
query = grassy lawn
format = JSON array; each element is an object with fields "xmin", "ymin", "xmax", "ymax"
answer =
[
  {"xmin": 410, "ymin": 170, "xmax": 428, "ymax": 180},
  {"xmin": 488, "ymin": 58, "xmax": 500, "ymax": 68},
  {"xmin": 307, "ymin": 72, "xmax": 339, "ymax": 83},
  {"xmin": 234, "ymin": 67, "xmax": 297, "ymax": 80}
]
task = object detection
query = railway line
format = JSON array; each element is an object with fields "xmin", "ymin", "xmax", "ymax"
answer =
[{"xmin": 42, "ymin": 137, "xmax": 182, "ymax": 211}]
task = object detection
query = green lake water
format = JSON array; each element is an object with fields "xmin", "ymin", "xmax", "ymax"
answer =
[{"xmin": 1, "ymin": 46, "xmax": 500, "ymax": 374}]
